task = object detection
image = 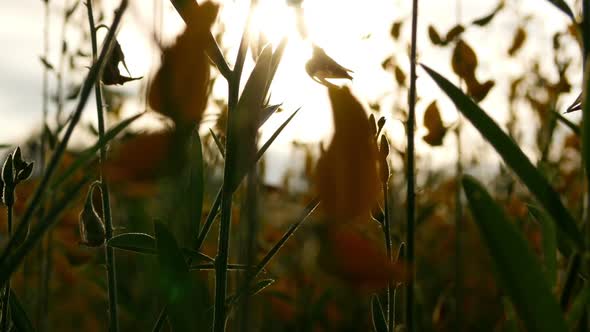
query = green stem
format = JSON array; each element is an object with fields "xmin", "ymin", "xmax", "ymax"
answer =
[
  {"xmin": 406, "ymin": 0, "xmax": 419, "ymax": 330},
  {"xmin": 1, "ymin": 205, "xmax": 13, "ymax": 332},
  {"xmin": 454, "ymin": 126, "xmax": 463, "ymax": 331},
  {"xmin": 382, "ymin": 184, "xmax": 394, "ymax": 331},
  {"xmin": 87, "ymin": 2, "xmax": 119, "ymax": 330}
]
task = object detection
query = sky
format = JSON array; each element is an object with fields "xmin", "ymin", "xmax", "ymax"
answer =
[{"xmin": 0, "ymin": 0, "xmax": 582, "ymax": 185}]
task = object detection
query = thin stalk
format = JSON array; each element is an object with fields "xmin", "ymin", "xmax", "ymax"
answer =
[
  {"xmin": 87, "ymin": 1, "xmax": 119, "ymax": 330},
  {"xmin": 0, "ymin": 0, "xmax": 128, "ymax": 281},
  {"xmin": 1, "ymin": 206, "xmax": 13, "ymax": 332},
  {"xmin": 454, "ymin": 126, "xmax": 463, "ymax": 331},
  {"xmin": 583, "ymin": 0, "xmax": 590, "ymax": 250},
  {"xmin": 406, "ymin": 0, "xmax": 419, "ymax": 330},
  {"xmin": 382, "ymin": 183, "xmax": 394, "ymax": 331},
  {"xmin": 227, "ymin": 198, "xmax": 320, "ymax": 307},
  {"xmin": 31, "ymin": 0, "xmax": 51, "ymax": 320},
  {"xmin": 213, "ymin": 6, "xmax": 254, "ymax": 329},
  {"xmin": 213, "ymin": 162, "xmax": 235, "ymax": 332},
  {"xmin": 453, "ymin": 2, "xmax": 463, "ymax": 329},
  {"xmin": 238, "ymin": 169, "xmax": 259, "ymax": 329},
  {"xmin": 152, "ymin": 305, "xmax": 168, "ymax": 332},
  {"xmin": 195, "ymin": 187, "xmax": 222, "ymax": 250}
]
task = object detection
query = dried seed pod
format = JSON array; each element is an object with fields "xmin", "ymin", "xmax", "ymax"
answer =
[{"xmin": 79, "ymin": 183, "xmax": 106, "ymax": 247}]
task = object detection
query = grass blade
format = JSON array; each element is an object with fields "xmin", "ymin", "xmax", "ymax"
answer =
[
  {"xmin": 528, "ymin": 206, "xmax": 558, "ymax": 286},
  {"xmin": 227, "ymin": 198, "xmax": 319, "ymax": 307},
  {"xmin": 108, "ymin": 233, "xmax": 157, "ymax": 254},
  {"xmin": 155, "ymin": 222, "xmax": 192, "ymax": 331},
  {"xmin": 566, "ymin": 283, "xmax": 590, "ymax": 329},
  {"xmin": 108, "ymin": 232, "xmax": 213, "ymax": 262},
  {"xmin": 422, "ymin": 64, "xmax": 584, "ymax": 249},
  {"xmin": 371, "ymin": 294, "xmax": 388, "ymax": 332},
  {"xmin": 463, "ymin": 175, "xmax": 567, "ymax": 332},
  {"xmin": 50, "ymin": 112, "xmax": 144, "ymax": 189},
  {"xmin": 543, "ymin": 0, "xmax": 576, "ymax": 21},
  {"xmin": 186, "ymin": 129, "xmax": 204, "ymax": 245},
  {"xmin": 9, "ymin": 290, "xmax": 35, "ymax": 332},
  {"xmin": 552, "ymin": 110, "xmax": 580, "ymax": 135}
]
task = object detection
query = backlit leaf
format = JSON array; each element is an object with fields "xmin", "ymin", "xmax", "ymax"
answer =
[
  {"xmin": 428, "ymin": 25, "xmax": 443, "ymax": 45},
  {"xmin": 543, "ymin": 0, "xmax": 576, "ymax": 21},
  {"xmin": 390, "ymin": 21, "xmax": 403, "ymax": 40},
  {"xmin": 451, "ymin": 40, "xmax": 477, "ymax": 81},
  {"xmin": 508, "ymin": 26, "xmax": 527, "ymax": 56},
  {"xmin": 423, "ymin": 101, "xmax": 448, "ymax": 146},
  {"xmin": 463, "ymin": 176, "xmax": 567, "ymax": 332},
  {"xmin": 471, "ymin": 2, "xmax": 504, "ymax": 26},
  {"xmin": 423, "ymin": 64, "xmax": 583, "ymax": 249},
  {"xmin": 444, "ymin": 24, "xmax": 465, "ymax": 44}
]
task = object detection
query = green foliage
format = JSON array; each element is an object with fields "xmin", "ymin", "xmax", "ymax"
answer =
[
  {"xmin": 422, "ymin": 64, "xmax": 584, "ymax": 250},
  {"xmin": 463, "ymin": 176, "xmax": 567, "ymax": 332}
]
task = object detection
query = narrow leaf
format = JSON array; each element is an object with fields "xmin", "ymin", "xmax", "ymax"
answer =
[
  {"xmin": 108, "ymin": 232, "xmax": 213, "ymax": 261},
  {"xmin": 422, "ymin": 64, "xmax": 583, "ymax": 249},
  {"xmin": 154, "ymin": 222, "xmax": 192, "ymax": 331},
  {"xmin": 463, "ymin": 176, "xmax": 567, "ymax": 332},
  {"xmin": 51, "ymin": 112, "xmax": 144, "ymax": 189},
  {"xmin": 543, "ymin": 0, "xmax": 576, "ymax": 21},
  {"xmin": 567, "ymin": 283, "xmax": 590, "ymax": 329},
  {"xmin": 108, "ymin": 233, "xmax": 156, "ymax": 254},
  {"xmin": 528, "ymin": 206, "xmax": 557, "ymax": 286},
  {"xmin": 186, "ymin": 129, "xmax": 204, "ymax": 244},
  {"xmin": 9, "ymin": 290, "xmax": 35, "ymax": 332},
  {"xmin": 371, "ymin": 294, "xmax": 388, "ymax": 332}
]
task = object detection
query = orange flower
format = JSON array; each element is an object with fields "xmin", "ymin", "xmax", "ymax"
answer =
[
  {"xmin": 315, "ymin": 87, "xmax": 380, "ymax": 221},
  {"xmin": 148, "ymin": 2, "xmax": 218, "ymax": 126},
  {"xmin": 105, "ymin": 131, "xmax": 175, "ymax": 182},
  {"xmin": 318, "ymin": 225, "xmax": 406, "ymax": 292}
]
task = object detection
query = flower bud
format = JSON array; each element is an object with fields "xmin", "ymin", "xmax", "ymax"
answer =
[
  {"xmin": 2, "ymin": 154, "xmax": 14, "ymax": 187},
  {"xmin": 379, "ymin": 135, "xmax": 390, "ymax": 158},
  {"xmin": 2, "ymin": 154, "xmax": 14, "ymax": 206},
  {"xmin": 79, "ymin": 184, "xmax": 106, "ymax": 247},
  {"xmin": 16, "ymin": 162, "xmax": 34, "ymax": 182},
  {"xmin": 13, "ymin": 147, "xmax": 27, "ymax": 172},
  {"xmin": 377, "ymin": 116, "xmax": 386, "ymax": 132},
  {"xmin": 368, "ymin": 114, "xmax": 377, "ymax": 138}
]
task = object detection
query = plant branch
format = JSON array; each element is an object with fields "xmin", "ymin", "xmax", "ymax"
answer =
[
  {"xmin": 87, "ymin": 1, "xmax": 119, "ymax": 330},
  {"xmin": 406, "ymin": 0, "xmax": 419, "ymax": 330}
]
